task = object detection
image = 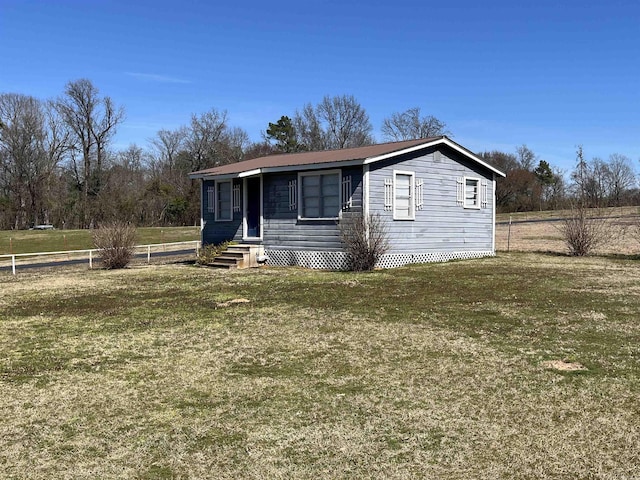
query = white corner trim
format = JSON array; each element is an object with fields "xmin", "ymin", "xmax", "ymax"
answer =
[{"xmin": 363, "ymin": 165, "xmax": 370, "ymax": 218}]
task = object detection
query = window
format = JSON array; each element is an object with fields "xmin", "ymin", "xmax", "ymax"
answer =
[
  {"xmin": 394, "ymin": 171, "xmax": 415, "ymax": 220},
  {"xmin": 299, "ymin": 171, "xmax": 340, "ymax": 219},
  {"xmin": 215, "ymin": 180, "xmax": 233, "ymax": 221},
  {"xmin": 464, "ymin": 177, "xmax": 480, "ymax": 209}
]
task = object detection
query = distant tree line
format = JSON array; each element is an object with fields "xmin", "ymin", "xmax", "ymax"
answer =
[
  {"xmin": 0, "ymin": 80, "xmax": 450, "ymax": 229},
  {"xmin": 1, "ymin": 79, "xmax": 638, "ymax": 229},
  {"xmin": 481, "ymin": 144, "xmax": 639, "ymax": 213}
]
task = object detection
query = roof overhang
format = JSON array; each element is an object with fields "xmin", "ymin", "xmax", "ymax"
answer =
[
  {"xmin": 364, "ymin": 137, "xmax": 506, "ymax": 177},
  {"xmin": 188, "ymin": 137, "xmax": 506, "ymax": 180},
  {"xmin": 189, "ymin": 159, "xmax": 365, "ymax": 180}
]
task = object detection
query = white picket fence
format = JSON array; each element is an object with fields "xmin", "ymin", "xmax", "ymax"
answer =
[{"xmin": 0, "ymin": 240, "xmax": 201, "ymax": 275}]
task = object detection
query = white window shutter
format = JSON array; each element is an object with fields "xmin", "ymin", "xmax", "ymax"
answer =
[
  {"xmin": 288, "ymin": 179, "xmax": 297, "ymax": 211},
  {"xmin": 384, "ymin": 178, "xmax": 393, "ymax": 211},
  {"xmin": 341, "ymin": 175, "xmax": 352, "ymax": 210},
  {"xmin": 481, "ymin": 180, "xmax": 489, "ymax": 208},
  {"xmin": 233, "ymin": 183, "xmax": 241, "ymax": 212},
  {"xmin": 207, "ymin": 186, "xmax": 215, "ymax": 212},
  {"xmin": 456, "ymin": 177, "xmax": 464, "ymax": 206},
  {"xmin": 415, "ymin": 179, "xmax": 424, "ymax": 210}
]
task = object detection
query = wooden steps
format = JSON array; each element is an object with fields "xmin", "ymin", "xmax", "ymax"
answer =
[{"xmin": 208, "ymin": 244, "xmax": 256, "ymax": 269}]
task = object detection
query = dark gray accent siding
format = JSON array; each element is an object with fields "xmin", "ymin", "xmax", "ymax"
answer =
[
  {"xmin": 368, "ymin": 146, "xmax": 495, "ymax": 254},
  {"xmin": 260, "ymin": 168, "xmax": 363, "ymax": 251},
  {"xmin": 201, "ymin": 179, "xmax": 242, "ymax": 246}
]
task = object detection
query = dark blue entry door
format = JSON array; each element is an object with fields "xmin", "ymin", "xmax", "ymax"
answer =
[{"xmin": 246, "ymin": 177, "xmax": 261, "ymax": 238}]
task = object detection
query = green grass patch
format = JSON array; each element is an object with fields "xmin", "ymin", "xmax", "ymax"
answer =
[
  {"xmin": 0, "ymin": 226, "xmax": 199, "ymax": 255},
  {"xmin": 0, "ymin": 253, "xmax": 639, "ymax": 478}
]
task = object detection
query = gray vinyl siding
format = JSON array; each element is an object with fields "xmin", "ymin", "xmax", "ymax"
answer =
[
  {"xmin": 261, "ymin": 167, "xmax": 362, "ymax": 251},
  {"xmin": 201, "ymin": 179, "xmax": 242, "ymax": 245},
  {"xmin": 368, "ymin": 146, "xmax": 495, "ymax": 254}
]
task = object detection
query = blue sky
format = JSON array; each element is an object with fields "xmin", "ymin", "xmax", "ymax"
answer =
[{"xmin": 1, "ymin": 0, "xmax": 639, "ymax": 172}]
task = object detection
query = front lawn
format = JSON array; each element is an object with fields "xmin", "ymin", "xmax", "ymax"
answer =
[{"xmin": 0, "ymin": 253, "xmax": 638, "ymax": 478}]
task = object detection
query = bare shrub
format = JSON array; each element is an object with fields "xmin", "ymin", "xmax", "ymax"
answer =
[
  {"xmin": 196, "ymin": 241, "xmax": 230, "ymax": 265},
  {"xmin": 559, "ymin": 206, "xmax": 612, "ymax": 256},
  {"xmin": 92, "ymin": 221, "xmax": 137, "ymax": 269},
  {"xmin": 339, "ymin": 213, "xmax": 389, "ymax": 271}
]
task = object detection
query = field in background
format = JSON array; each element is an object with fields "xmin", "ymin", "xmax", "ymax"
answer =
[
  {"xmin": 496, "ymin": 205, "xmax": 640, "ymax": 224},
  {"xmin": 0, "ymin": 226, "xmax": 200, "ymax": 255},
  {"xmin": 496, "ymin": 206, "xmax": 640, "ymax": 256},
  {"xmin": 1, "ymin": 254, "xmax": 638, "ymax": 478}
]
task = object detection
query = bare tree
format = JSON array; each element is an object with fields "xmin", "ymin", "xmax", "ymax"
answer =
[
  {"xmin": 381, "ymin": 107, "xmax": 449, "ymax": 141},
  {"xmin": 561, "ymin": 146, "xmax": 613, "ymax": 256},
  {"xmin": 294, "ymin": 95, "xmax": 373, "ymax": 150},
  {"xmin": 293, "ymin": 103, "xmax": 325, "ymax": 151},
  {"xmin": 150, "ymin": 127, "xmax": 187, "ymax": 173},
  {"xmin": 317, "ymin": 95, "xmax": 373, "ymax": 149},
  {"xmin": 606, "ymin": 153, "xmax": 636, "ymax": 206},
  {"xmin": 516, "ymin": 144, "xmax": 537, "ymax": 171},
  {"xmin": 221, "ymin": 126, "xmax": 250, "ymax": 163},
  {"xmin": 185, "ymin": 108, "xmax": 228, "ymax": 171},
  {"xmin": 55, "ymin": 79, "xmax": 124, "ymax": 227},
  {"xmin": 0, "ymin": 94, "xmax": 69, "ymax": 229}
]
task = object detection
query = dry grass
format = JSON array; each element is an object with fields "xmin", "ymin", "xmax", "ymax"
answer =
[
  {"xmin": 496, "ymin": 216, "xmax": 640, "ymax": 255},
  {"xmin": 1, "ymin": 255, "xmax": 639, "ymax": 478}
]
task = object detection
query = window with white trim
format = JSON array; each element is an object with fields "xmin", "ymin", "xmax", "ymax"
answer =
[
  {"xmin": 215, "ymin": 180, "xmax": 233, "ymax": 221},
  {"xmin": 464, "ymin": 177, "xmax": 481, "ymax": 209},
  {"xmin": 394, "ymin": 171, "xmax": 415, "ymax": 220},
  {"xmin": 299, "ymin": 170, "xmax": 340, "ymax": 219}
]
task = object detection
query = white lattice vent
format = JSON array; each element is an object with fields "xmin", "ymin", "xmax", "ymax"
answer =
[
  {"xmin": 376, "ymin": 251, "xmax": 494, "ymax": 269},
  {"xmin": 266, "ymin": 250, "xmax": 349, "ymax": 270},
  {"xmin": 264, "ymin": 249, "xmax": 494, "ymax": 270}
]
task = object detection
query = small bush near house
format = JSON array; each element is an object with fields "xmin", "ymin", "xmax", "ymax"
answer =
[
  {"xmin": 339, "ymin": 213, "xmax": 389, "ymax": 271},
  {"xmin": 92, "ymin": 221, "xmax": 137, "ymax": 269},
  {"xmin": 196, "ymin": 241, "xmax": 230, "ymax": 265}
]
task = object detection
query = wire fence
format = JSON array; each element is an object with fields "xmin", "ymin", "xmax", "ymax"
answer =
[{"xmin": 0, "ymin": 241, "xmax": 201, "ymax": 275}]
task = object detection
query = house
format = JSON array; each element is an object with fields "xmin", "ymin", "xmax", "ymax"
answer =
[{"xmin": 189, "ymin": 136, "xmax": 506, "ymax": 269}]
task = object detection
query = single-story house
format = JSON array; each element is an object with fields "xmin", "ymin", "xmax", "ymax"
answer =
[{"xmin": 189, "ymin": 136, "xmax": 505, "ymax": 269}]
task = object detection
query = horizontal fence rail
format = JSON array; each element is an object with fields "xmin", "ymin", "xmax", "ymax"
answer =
[{"xmin": 0, "ymin": 240, "xmax": 201, "ymax": 275}]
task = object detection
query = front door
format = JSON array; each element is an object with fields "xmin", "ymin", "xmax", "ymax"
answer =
[{"xmin": 245, "ymin": 176, "xmax": 261, "ymax": 239}]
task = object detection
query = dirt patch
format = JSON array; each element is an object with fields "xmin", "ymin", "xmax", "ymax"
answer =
[
  {"xmin": 542, "ymin": 360, "xmax": 588, "ymax": 371},
  {"xmin": 216, "ymin": 298, "xmax": 251, "ymax": 308}
]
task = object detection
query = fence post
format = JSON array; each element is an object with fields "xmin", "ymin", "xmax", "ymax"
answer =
[
  {"xmin": 12, "ymin": 255, "xmax": 16, "ymax": 275},
  {"xmin": 147, "ymin": 245, "xmax": 151, "ymax": 264},
  {"xmin": 507, "ymin": 215, "xmax": 512, "ymax": 253},
  {"xmin": 89, "ymin": 250, "xmax": 93, "ymax": 269}
]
